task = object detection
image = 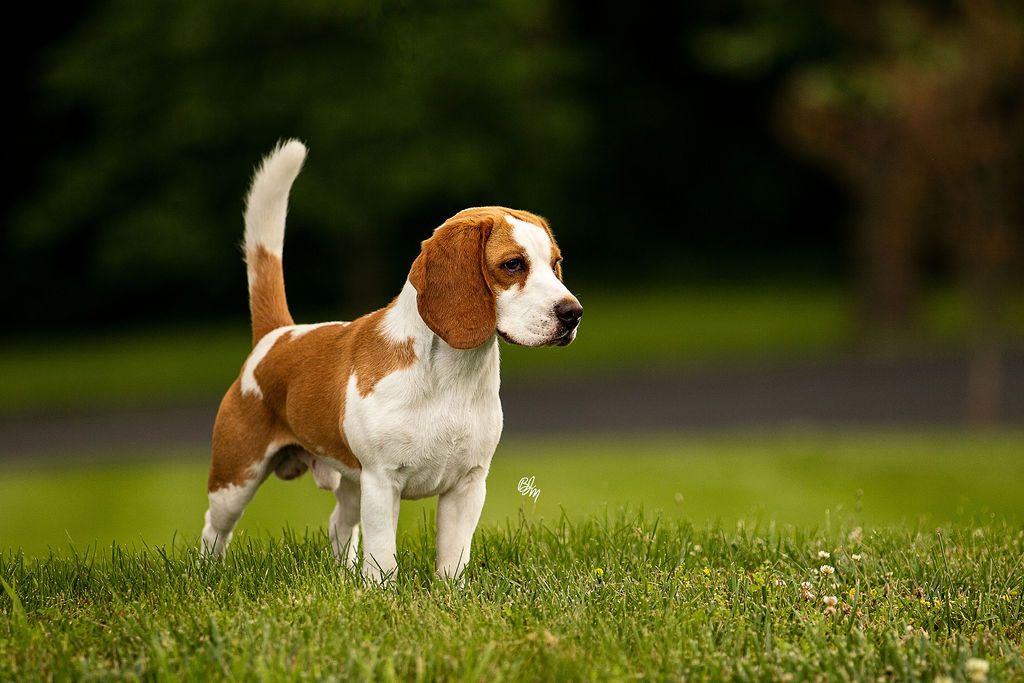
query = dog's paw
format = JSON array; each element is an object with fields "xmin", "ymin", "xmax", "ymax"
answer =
[{"xmin": 435, "ymin": 567, "xmax": 467, "ymax": 588}]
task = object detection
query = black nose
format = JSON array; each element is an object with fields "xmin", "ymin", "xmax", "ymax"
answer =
[{"xmin": 555, "ymin": 299, "xmax": 583, "ymax": 329}]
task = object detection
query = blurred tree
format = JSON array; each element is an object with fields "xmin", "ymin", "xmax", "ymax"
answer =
[
  {"xmin": 892, "ymin": 0, "xmax": 1024, "ymax": 422},
  {"xmin": 4, "ymin": 0, "xmax": 857, "ymax": 334},
  {"xmin": 565, "ymin": 1, "xmax": 846, "ymax": 284},
  {"xmin": 3, "ymin": 0, "xmax": 860, "ymax": 335},
  {"xmin": 697, "ymin": 0, "xmax": 1024, "ymax": 422},
  {"xmin": 9, "ymin": 0, "xmax": 586, "ymax": 325}
]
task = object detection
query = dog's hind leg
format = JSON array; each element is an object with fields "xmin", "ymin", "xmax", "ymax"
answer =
[
  {"xmin": 201, "ymin": 475, "xmax": 265, "ymax": 558},
  {"xmin": 329, "ymin": 476, "xmax": 361, "ymax": 568},
  {"xmin": 201, "ymin": 382, "xmax": 278, "ymax": 557}
]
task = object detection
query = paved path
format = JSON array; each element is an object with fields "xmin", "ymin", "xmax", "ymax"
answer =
[{"xmin": 2, "ymin": 351, "xmax": 1021, "ymax": 460}]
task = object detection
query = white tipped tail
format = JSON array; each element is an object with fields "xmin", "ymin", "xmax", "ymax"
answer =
[
  {"xmin": 243, "ymin": 140, "xmax": 306, "ymax": 345},
  {"xmin": 244, "ymin": 139, "xmax": 307, "ymax": 261}
]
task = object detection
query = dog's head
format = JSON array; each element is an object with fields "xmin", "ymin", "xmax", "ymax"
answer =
[{"xmin": 409, "ymin": 207, "xmax": 582, "ymax": 350}]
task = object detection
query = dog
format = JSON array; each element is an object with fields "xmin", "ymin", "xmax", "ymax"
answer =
[{"xmin": 200, "ymin": 140, "xmax": 582, "ymax": 584}]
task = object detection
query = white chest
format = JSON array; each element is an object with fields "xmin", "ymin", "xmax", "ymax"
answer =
[{"xmin": 341, "ymin": 340, "xmax": 503, "ymax": 499}]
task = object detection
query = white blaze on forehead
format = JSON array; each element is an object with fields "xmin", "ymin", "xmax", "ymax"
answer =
[
  {"xmin": 494, "ymin": 213, "xmax": 575, "ymax": 347},
  {"xmin": 505, "ymin": 214, "xmax": 552, "ymax": 267}
]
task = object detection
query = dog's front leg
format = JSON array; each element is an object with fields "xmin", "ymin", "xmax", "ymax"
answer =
[
  {"xmin": 436, "ymin": 465, "xmax": 487, "ymax": 582},
  {"xmin": 359, "ymin": 468, "xmax": 399, "ymax": 586}
]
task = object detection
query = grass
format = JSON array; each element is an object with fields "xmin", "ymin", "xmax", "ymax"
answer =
[
  {"xmin": 2, "ymin": 284, "xmax": 1021, "ymax": 415},
  {"xmin": 2, "ymin": 431, "xmax": 1024, "ymax": 679},
  {"xmin": 2, "ymin": 431, "xmax": 1023, "ymax": 557},
  {"xmin": 2, "ymin": 513, "xmax": 1022, "ymax": 680}
]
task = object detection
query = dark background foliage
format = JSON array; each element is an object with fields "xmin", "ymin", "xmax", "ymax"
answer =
[{"xmin": 5, "ymin": 0, "xmax": 854, "ymax": 330}]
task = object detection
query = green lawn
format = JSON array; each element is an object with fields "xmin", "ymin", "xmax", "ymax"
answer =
[
  {"xmin": 3, "ymin": 508, "xmax": 1022, "ymax": 680},
  {"xmin": 2, "ymin": 431, "xmax": 1022, "ymax": 558},
  {"xmin": 2, "ymin": 285, "xmax": 1020, "ymax": 415},
  {"xmin": 3, "ymin": 431, "xmax": 1023, "ymax": 679}
]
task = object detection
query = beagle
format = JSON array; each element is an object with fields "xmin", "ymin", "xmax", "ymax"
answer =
[{"xmin": 200, "ymin": 140, "xmax": 582, "ymax": 584}]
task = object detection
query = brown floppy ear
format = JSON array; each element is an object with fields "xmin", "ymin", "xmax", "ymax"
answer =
[{"xmin": 409, "ymin": 216, "xmax": 496, "ymax": 349}]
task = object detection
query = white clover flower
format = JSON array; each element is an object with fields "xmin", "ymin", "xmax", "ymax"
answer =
[
  {"xmin": 848, "ymin": 527, "xmax": 863, "ymax": 543},
  {"xmin": 801, "ymin": 581, "xmax": 813, "ymax": 591},
  {"xmin": 965, "ymin": 658, "xmax": 989, "ymax": 682},
  {"xmin": 822, "ymin": 595, "xmax": 838, "ymax": 607},
  {"xmin": 852, "ymin": 553, "xmax": 862, "ymax": 561},
  {"xmin": 819, "ymin": 565, "xmax": 835, "ymax": 576},
  {"xmin": 818, "ymin": 550, "xmax": 831, "ymax": 560}
]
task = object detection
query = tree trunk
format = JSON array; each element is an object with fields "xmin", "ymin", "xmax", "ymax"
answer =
[
  {"xmin": 855, "ymin": 153, "xmax": 925, "ymax": 339},
  {"xmin": 960, "ymin": 168, "xmax": 1011, "ymax": 426}
]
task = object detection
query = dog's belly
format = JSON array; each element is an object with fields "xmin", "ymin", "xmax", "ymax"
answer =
[{"xmin": 342, "ymin": 369, "xmax": 503, "ymax": 499}]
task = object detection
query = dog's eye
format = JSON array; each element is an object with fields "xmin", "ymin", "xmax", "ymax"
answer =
[{"xmin": 502, "ymin": 258, "xmax": 525, "ymax": 274}]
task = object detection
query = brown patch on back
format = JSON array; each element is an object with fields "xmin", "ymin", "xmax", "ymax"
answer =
[
  {"xmin": 209, "ymin": 303, "xmax": 419, "ymax": 491},
  {"xmin": 248, "ymin": 246, "xmax": 294, "ymax": 345}
]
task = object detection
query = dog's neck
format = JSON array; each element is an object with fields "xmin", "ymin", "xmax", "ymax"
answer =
[{"xmin": 382, "ymin": 280, "xmax": 500, "ymax": 387}]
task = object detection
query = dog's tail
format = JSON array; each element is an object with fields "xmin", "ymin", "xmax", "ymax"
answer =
[{"xmin": 243, "ymin": 139, "xmax": 306, "ymax": 346}]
